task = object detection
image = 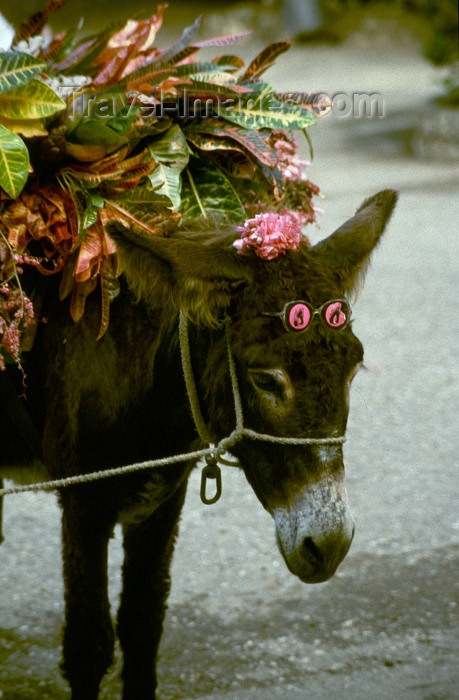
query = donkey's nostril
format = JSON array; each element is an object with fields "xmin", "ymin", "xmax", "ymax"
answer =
[{"xmin": 301, "ymin": 536, "xmax": 323, "ymax": 566}]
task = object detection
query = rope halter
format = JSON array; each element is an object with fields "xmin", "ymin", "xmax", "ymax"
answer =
[{"xmin": 178, "ymin": 312, "xmax": 346, "ymax": 504}]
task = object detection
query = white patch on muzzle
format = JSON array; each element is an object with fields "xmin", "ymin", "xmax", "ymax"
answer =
[{"xmin": 273, "ymin": 475, "xmax": 355, "ymax": 582}]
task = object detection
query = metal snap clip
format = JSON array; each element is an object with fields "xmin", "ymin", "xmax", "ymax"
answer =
[{"xmin": 200, "ymin": 455, "xmax": 222, "ymax": 505}]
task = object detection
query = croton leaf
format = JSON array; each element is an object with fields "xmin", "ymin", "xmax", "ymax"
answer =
[
  {"xmin": 184, "ymin": 120, "xmax": 277, "ymax": 167},
  {"xmin": 12, "ymin": 0, "xmax": 66, "ymax": 46},
  {"xmin": 212, "ymin": 55, "xmax": 245, "ymax": 70},
  {"xmin": 0, "ymin": 51, "xmax": 47, "ymax": 94},
  {"xmin": 240, "ymin": 42, "xmax": 292, "ymax": 81},
  {"xmin": 220, "ymin": 88, "xmax": 315, "ymax": 131},
  {"xmin": 148, "ymin": 163, "xmax": 181, "ymax": 210},
  {"xmin": 105, "ymin": 182, "xmax": 178, "ymax": 235},
  {"xmin": 0, "ymin": 124, "xmax": 29, "ymax": 198},
  {"xmin": 148, "ymin": 124, "xmax": 189, "ymax": 170},
  {"xmin": 153, "ymin": 16, "xmax": 201, "ymax": 67},
  {"xmin": 191, "ymin": 31, "xmax": 252, "ymax": 48},
  {"xmin": 180, "ymin": 159, "xmax": 244, "ymax": 223},
  {"xmin": 147, "ymin": 125, "xmax": 189, "ymax": 210},
  {"xmin": 0, "ymin": 114, "xmax": 48, "ymax": 137},
  {"xmin": 98, "ymin": 254, "xmax": 121, "ymax": 340},
  {"xmin": 174, "ymin": 62, "xmax": 236, "ymax": 78},
  {"xmin": 108, "ymin": 182, "xmax": 172, "ymax": 208},
  {"xmin": 71, "ymin": 118, "xmax": 127, "ymax": 152},
  {"xmin": 81, "ymin": 188, "xmax": 105, "ymax": 230},
  {"xmin": 70, "ymin": 277, "xmax": 98, "ymax": 323},
  {"xmin": 0, "ymin": 79, "xmax": 66, "ymax": 119},
  {"xmin": 104, "ymin": 197, "xmax": 180, "ymax": 236}
]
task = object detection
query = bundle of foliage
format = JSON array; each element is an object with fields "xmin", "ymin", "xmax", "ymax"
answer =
[{"xmin": 0, "ymin": 1, "xmax": 320, "ymax": 370}]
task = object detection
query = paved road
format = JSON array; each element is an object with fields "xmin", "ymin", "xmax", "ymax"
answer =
[{"xmin": 1, "ymin": 9, "xmax": 458, "ymax": 700}]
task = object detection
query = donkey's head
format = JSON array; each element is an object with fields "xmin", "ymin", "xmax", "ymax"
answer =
[{"xmin": 111, "ymin": 190, "xmax": 397, "ymax": 583}]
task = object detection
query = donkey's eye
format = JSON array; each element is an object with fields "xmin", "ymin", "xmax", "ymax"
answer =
[
  {"xmin": 248, "ymin": 369, "xmax": 288, "ymax": 396},
  {"xmin": 249, "ymin": 372, "xmax": 278, "ymax": 393}
]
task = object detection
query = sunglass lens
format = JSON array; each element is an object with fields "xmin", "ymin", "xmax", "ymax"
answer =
[
  {"xmin": 286, "ymin": 302, "xmax": 311, "ymax": 332},
  {"xmin": 323, "ymin": 301, "xmax": 349, "ymax": 328}
]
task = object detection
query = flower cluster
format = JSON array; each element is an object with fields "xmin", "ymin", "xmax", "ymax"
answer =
[
  {"xmin": 233, "ymin": 211, "xmax": 308, "ymax": 260},
  {"xmin": 0, "ymin": 235, "xmax": 36, "ymax": 370},
  {"xmin": 0, "ymin": 283, "xmax": 35, "ymax": 371},
  {"xmin": 271, "ymin": 130, "xmax": 310, "ymax": 182}
]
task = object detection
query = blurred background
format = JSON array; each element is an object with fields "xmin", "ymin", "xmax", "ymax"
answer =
[{"xmin": 0, "ymin": 2, "xmax": 458, "ymax": 699}]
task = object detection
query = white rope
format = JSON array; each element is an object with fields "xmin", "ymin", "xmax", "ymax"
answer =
[
  {"xmin": 0, "ymin": 315, "xmax": 345, "ymax": 499},
  {"xmin": 0, "ymin": 448, "xmax": 211, "ymax": 498}
]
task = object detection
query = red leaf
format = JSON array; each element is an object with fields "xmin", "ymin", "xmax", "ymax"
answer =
[
  {"xmin": 240, "ymin": 42, "xmax": 292, "ymax": 81},
  {"xmin": 93, "ymin": 45, "xmax": 136, "ymax": 87},
  {"xmin": 69, "ymin": 277, "xmax": 98, "ymax": 323},
  {"xmin": 13, "ymin": 0, "xmax": 67, "ymax": 46},
  {"xmin": 191, "ymin": 31, "xmax": 252, "ymax": 48},
  {"xmin": 74, "ymin": 226, "xmax": 103, "ymax": 282}
]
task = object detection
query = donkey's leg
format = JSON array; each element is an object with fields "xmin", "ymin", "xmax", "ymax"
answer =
[
  {"xmin": 118, "ymin": 479, "xmax": 189, "ymax": 700},
  {"xmin": 60, "ymin": 488, "xmax": 116, "ymax": 700}
]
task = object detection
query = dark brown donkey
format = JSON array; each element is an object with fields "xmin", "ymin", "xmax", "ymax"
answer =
[{"xmin": 0, "ymin": 189, "xmax": 397, "ymax": 698}]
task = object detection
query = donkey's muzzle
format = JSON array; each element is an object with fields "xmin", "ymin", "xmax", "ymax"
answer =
[{"xmin": 273, "ymin": 475, "xmax": 355, "ymax": 583}]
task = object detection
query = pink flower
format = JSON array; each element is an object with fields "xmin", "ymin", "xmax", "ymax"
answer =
[
  {"xmin": 272, "ymin": 131, "xmax": 310, "ymax": 183},
  {"xmin": 233, "ymin": 212, "xmax": 304, "ymax": 260},
  {"xmin": 0, "ymin": 282, "xmax": 35, "ymax": 370}
]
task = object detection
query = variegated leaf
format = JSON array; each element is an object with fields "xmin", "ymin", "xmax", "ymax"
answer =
[
  {"xmin": 0, "ymin": 79, "xmax": 66, "ymax": 119},
  {"xmin": 0, "ymin": 124, "xmax": 29, "ymax": 198},
  {"xmin": 180, "ymin": 160, "xmax": 244, "ymax": 223},
  {"xmin": 240, "ymin": 42, "xmax": 291, "ymax": 81},
  {"xmin": 220, "ymin": 88, "xmax": 315, "ymax": 131},
  {"xmin": 0, "ymin": 51, "xmax": 46, "ymax": 94}
]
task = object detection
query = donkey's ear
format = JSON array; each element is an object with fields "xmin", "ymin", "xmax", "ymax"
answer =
[
  {"xmin": 107, "ymin": 224, "xmax": 253, "ymax": 325},
  {"xmin": 312, "ymin": 190, "xmax": 398, "ymax": 296}
]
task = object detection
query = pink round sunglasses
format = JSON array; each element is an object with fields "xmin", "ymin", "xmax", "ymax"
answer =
[{"xmin": 262, "ymin": 299, "xmax": 351, "ymax": 333}]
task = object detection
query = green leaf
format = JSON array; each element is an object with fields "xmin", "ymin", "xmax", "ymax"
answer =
[
  {"xmin": 104, "ymin": 189, "xmax": 180, "ymax": 237},
  {"xmin": 220, "ymin": 87, "xmax": 315, "ymax": 131},
  {"xmin": 180, "ymin": 159, "xmax": 244, "ymax": 223},
  {"xmin": 111, "ymin": 182, "xmax": 172, "ymax": 208},
  {"xmin": 82, "ymin": 188, "xmax": 105, "ymax": 229},
  {"xmin": 148, "ymin": 124, "xmax": 190, "ymax": 171},
  {"xmin": 147, "ymin": 124, "xmax": 190, "ymax": 208},
  {"xmin": 0, "ymin": 124, "xmax": 29, "ymax": 198},
  {"xmin": 0, "ymin": 79, "xmax": 66, "ymax": 119},
  {"xmin": 72, "ymin": 118, "xmax": 126, "ymax": 152},
  {"xmin": 0, "ymin": 51, "xmax": 47, "ymax": 94},
  {"xmin": 106, "ymin": 106, "xmax": 139, "ymax": 135},
  {"xmin": 148, "ymin": 163, "xmax": 181, "ymax": 210}
]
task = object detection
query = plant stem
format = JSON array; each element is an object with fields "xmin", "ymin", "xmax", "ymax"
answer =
[{"xmin": 186, "ymin": 167, "xmax": 207, "ymax": 218}]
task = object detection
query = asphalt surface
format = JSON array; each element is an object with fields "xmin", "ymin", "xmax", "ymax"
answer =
[{"xmin": 1, "ymin": 6, "xmax": 458, "ymax": 700}]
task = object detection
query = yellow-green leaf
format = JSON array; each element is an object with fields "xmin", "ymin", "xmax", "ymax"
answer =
[
  {"xmin": 0, "ymin": 51, "xmax": 47, "ymax": 94},
  {"xmin": 0, "ymin": 124, "xmax": 30, "ymax": 198},
  {"xmin": 0, "ymin": 114, "xmax": 47, "ymax": 137},
  {"xmin": 220, "ymin": 86, "xmax": 315, "ymax": 131},
  {"xmin": 0, "ymin": 79, "xmax": 66, "ymax": 120}
]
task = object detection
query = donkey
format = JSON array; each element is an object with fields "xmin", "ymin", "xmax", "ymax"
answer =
[{"xmin": 0, "ymin": 189, "xmax": 397, "ymax": 698}]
